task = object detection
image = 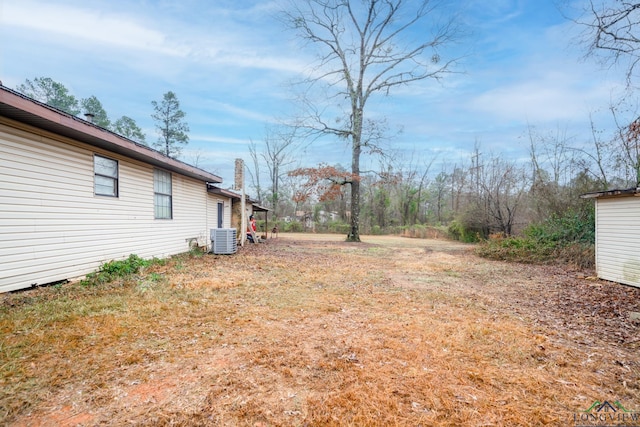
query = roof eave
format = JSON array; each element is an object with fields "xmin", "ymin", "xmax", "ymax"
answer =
[
  {"xmin": 0, "ymin": 86, "xmax": 222, "ymax": 184},
  {"xmin": 581, "ymin": 187, "xmax": 640, "ymax": 199}
]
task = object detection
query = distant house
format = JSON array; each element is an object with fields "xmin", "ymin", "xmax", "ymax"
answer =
[
  {"xmin": 0, "ymin": 86, "xmax": 232, "ymax": 293},
  {"xmin": 581, "ymin": 187, "xmax": 640, "ymax": 288}
]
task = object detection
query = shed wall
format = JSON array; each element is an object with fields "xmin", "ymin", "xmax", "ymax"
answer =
[
  {"xmin": 595, "ymin": 197, "xmax": 640, "ymax": 288},
  {"xmin": 0, "ymin": 122, "xmax": 217, "ymax": 292}
]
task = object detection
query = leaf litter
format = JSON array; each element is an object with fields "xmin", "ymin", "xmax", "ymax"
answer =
[{"xmin": 1, "ymin": 233, "xmax": 639, "ymax": 426}]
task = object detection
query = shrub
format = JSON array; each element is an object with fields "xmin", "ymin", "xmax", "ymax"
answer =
[
  {"xmin": 327, "ymin": 221, "xmax": 351, "ymax": 234},
  {"xmin": 524, "ymin": 208, "xmax": 595, "ymax": 245},
  {"xmin": 448, "ymin": 220, "xmax": 481, "ymax": 243},
  {"xmin": 371, "ymin": 225, "xmax": 383, "ymax": 235},
  {"xmin": 284, "ymin": 221, "xmax": 304, "ymax": 232},
  {"xmin": 81, "ymin": 254, "xmax": 154, "ymax": 286},
  {"xmin": 401, "ymin": 225, "xmax": 449, "ymax": 239},
  {"xmin": 476, "ymin": 207, "xmax": 595, "ymax": 268}
]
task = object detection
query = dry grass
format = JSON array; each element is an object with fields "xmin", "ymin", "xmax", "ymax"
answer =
[{"xmin": 1, "ymin": 233, "xmax": 639, "ymax": 426}]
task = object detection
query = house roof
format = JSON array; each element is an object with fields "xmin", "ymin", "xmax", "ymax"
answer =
[
  {"xmin": 207, "ymin": 184, "xmax": 269, "ymax": 211},
  {"xmin": 0, "ymin": 85, "xmax": 222, "ymax": 184},
  {"xmin": 581, "ymin": 187, "xmax": 640, "ymax": 199},
  {"xmin": 207, "ymin": 185, "xmax": 242, "ymax": 200}
]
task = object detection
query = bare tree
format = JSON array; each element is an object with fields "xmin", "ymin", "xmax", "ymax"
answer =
[
  {"xmin": 527, "ymin": 124, "xmax": 580, "ymax": 218},
  {"xmin": 571, "ymin": 112, "xmax": 614, "ymax": 189},
  {"xmin": 261, "ymin": 127, "xmax": 300, "ymax": 219},
  {"xmin": 387, "ymin": 152, "xmax": 435, "ymax": 226},
  {"xmin": 283, "ymin": 0, "xmax": 462, "ymax": 241},
  {"xmin": 248, "ymin": 139, "xmax": 264, "ymax": 203},
  {"xmin": 481, "ymin": 157, "xmax": 528, "ymax": 236},
  {"xmin": 449, "ymin": 163, "xmax": 468, "ymax": 214},
  {"xmin": 615, "ymin": 112, "xmax": 640, "ymax": 185},
  {"xmin": 576, "ymin": 1, "xmax": 640, "ymax": 87},
  {"xmin": 429, "ymin": 169, "xmax": 451, "ymax": 224}
]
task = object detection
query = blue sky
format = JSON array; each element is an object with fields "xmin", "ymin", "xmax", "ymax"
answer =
[{"xmin": 0, "ymin": 0, "xmax": 629, "ymax": 188}]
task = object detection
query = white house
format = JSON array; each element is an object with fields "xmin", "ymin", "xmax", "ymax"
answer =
[
  {"xmin": 0, "ymin": 85, "xmax": 232, "ymax": 293},
  {"xmin": 581, "ymin": 187, "xmax": 640, "ymax": 288}
]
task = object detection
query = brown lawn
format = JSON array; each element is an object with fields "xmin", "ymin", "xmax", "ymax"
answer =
[{"xmin": 1, "ymin": 233, "xmax": 639, "ymax": 426}]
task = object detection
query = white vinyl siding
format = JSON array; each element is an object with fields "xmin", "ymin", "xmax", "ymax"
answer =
[
  {"xmin": 207, "ymin": 195, "xmax": 231, "ymax": 232},
  {"xmin": 0, "ymin": 122, "xmax": 214, "ymax": 293},
  {"xmin": 595, "ymin": 197, "xmax": 640, "ymax": 288}
]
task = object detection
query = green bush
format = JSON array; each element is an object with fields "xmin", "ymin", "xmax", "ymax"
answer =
[
  {"xmin": 284, "ymin": 221, "xmax": 304, "ymax": 232},
  {"xmin": 327, "ymin": 221, "xmax": 351, "ymax": 234},
  {"xmin": 476, "ymin": 207, "xmax": 595, "ymax": 268},
  {"xmin": 448, "ymin": 220, "xmax": 481, "ymax": 243},
  {"xmin": 525, "ymin": 208, "xmax": 595, "ymax": 244},
  {"xmin": 81, "ymin": 254, "xmax": 154, "ymax": 286}
]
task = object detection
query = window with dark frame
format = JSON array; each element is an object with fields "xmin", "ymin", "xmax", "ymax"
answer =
[
  {"xmin": 154, "ymin": 169, "xmax": 172, "ymax": 219},
  {"xmin": 217, "ymin": 202, "xmax": 224, "ymax": 228},
  {"xmin": 94, "ymin": 155, "xmax": 118, "ymax": 197}
]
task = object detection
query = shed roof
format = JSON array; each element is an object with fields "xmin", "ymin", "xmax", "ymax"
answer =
[
  {"xmin": 0, "ymin": 85, "xmax": 222, "ymax": 184},
  {"xmin": 580, "ymin": 187, "xmax": 640, "ymax": 199}
]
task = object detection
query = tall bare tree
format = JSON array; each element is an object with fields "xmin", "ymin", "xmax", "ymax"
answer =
[
  {"xmin": 616, "ymin": 112, "xmax": 640, "ymax": 185},
  {"xmin": 571, "ymin": 112, "xmax": 614, "ymax": 190},
  {"xmin": 283, "ymin": 0, "xmax": 461, "ymax": 241},
  {"xmin": 248, "ymin": 139, "xmax": 264, "ymax": 203},
  {"xmin": 480, "ymin": 157, "xmax": 528, "ymax": 237},
  {"xmin": 262, "ymin": 127, "xmax": 299, "ymax": 219}
]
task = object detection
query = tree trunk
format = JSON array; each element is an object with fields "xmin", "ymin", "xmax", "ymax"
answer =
[
  {"xmin": 348, "ymin": 179, "xmax": 360, "ymax": 241},
  {"xmin": 347, "ymin": 111, "xmax": 363, "ymax": 242}
]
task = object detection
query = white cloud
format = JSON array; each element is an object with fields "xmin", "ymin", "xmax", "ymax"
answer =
[
  {"xmin": 192, "ymin": 135, "xmax": 251, "ymax": 145},
  {"xmin": 2, "ymin": 0, "xmax": 634, "ymax": 183},
  {"xmin": 2, "ymin": 0, "xmax": 307, "ymax": 75},
  {"xmin": 2, "ymin": 1, "xmax": 183, "ymax": 56},
  {"xmin": 470, "ymin": 82, "xmax": 586, "ymax": 123}
]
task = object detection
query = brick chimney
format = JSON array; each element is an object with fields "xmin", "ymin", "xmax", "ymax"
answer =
[{"xmin": 234, "ymin": 159, "xmax": 244, "ymax": 190}]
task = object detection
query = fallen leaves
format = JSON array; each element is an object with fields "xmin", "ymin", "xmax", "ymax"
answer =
[{"xmin": 1, "ymin": 234, "xmax": 639, "ymax": 426}]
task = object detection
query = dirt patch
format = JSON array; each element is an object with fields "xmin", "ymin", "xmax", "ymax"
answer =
[{"xmin": 2, "ymin": 234, "xmax": 639, "ymax": 426}]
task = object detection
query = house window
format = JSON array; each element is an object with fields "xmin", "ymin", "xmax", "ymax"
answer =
[
  {"xmin": 94, "ymin": 155, "xmax": 118, "ymax": 197},
  {"xmin": 154, "ymin": 169, "xmax": 172, "ymax": 219},
  {"xmin": 217, "ymin": 202, "xmax": 224, "ymax": 228}
]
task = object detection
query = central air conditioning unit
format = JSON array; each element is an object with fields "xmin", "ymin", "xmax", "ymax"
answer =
[{"xmin": 210, "ymin": 228, "xmax": 237, "ymax": 254}]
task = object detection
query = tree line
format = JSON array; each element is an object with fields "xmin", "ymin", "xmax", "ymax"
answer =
[
  {"xmin": 247, "ymin": 110, "xmax": 637, "ymax": 242},
  {"xmin": 14, "ymin": 77, "xmax": 189, "ymax": 158},
  {"xmin": 246, "ymin": 0, "xmax": 640, "ymax": 248},
  {"xmin": 14, "ymin": 1, "xmax": 640, "ymax": 249}
]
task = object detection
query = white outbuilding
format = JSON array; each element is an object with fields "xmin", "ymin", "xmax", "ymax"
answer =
[{"xmin": 581, "ymin": 187, "xmax": 640, "ymax": 288}]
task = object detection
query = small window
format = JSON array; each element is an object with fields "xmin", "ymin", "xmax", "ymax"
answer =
[
  {"xmin": 217, "ymin": 202, "xmax": 224, "ymax": 228},
  {"xmin": 94, "ymin": 155, "xmax": 118, "ymax": 197},
  {"xmin": 154, "ymin": 169, "xmax": 172, "ymax": 219}
]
